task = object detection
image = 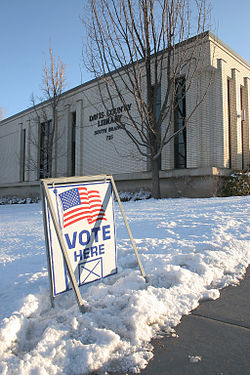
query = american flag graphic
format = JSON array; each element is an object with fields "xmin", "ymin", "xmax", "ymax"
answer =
[{"xmin": 59, "ymin": 187, "xmax": 107, "ymax": 228}]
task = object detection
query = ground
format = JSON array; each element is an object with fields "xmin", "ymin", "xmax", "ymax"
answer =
[{"xmin": 0, "ymin": 196, "xmax": 249, "ymax": 374}]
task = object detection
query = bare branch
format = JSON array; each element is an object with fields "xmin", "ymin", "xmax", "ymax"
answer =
[
  {"xmin": 83, "ymin": 0, "xmax": 212, "ymax": 197},
  {"xmin": 28, "ymin": 44, "xmax": 67, "ymax": 178}
]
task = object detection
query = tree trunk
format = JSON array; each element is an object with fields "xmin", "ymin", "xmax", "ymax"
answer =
[{"xmin": 151, "ymin": 157, "xmax": 161, "ymax": 199}]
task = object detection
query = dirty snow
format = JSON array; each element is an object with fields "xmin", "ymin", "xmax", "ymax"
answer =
[{"xmin": 0, "ymin": 196, "xmax": 249, "ymax": 374}]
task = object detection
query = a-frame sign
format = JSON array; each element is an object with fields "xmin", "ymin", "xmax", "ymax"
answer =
[{"xmin": 40, "ymin": 175, "xmax": 147, "ymax": 313}]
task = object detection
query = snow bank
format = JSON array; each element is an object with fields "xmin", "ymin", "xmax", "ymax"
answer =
[{"xmin": 0, "ymin": 196, "xmax": 249, "ymax": 374}]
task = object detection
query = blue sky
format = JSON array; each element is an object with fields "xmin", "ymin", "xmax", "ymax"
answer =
[{"xmin": 0, "ymin": 0, "xmax": 249, "ymax": 119}]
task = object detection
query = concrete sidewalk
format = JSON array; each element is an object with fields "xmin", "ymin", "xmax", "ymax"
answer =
[{"xmin": 119, "ymin": 266, "xmax": 250, "ymax": 375}]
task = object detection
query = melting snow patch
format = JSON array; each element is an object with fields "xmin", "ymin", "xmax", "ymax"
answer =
[{"xmin": 188, "ymin": 355, "xmax": 202, "ymax": 363}]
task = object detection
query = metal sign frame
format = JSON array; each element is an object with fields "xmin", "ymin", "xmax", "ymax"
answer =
[{"xmin": 40, "ymin": 175, "xmax": 147, "ymax": 313}]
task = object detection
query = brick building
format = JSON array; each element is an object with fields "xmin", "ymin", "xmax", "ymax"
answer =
[{"xmin": 0, "ymin": 32, "xmax": 249, "ymax": 198}]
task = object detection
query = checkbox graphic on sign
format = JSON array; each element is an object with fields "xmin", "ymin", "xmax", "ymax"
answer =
[{"xmin": 78, "ymin": 257, "xmax": 103, "ymax": 285}]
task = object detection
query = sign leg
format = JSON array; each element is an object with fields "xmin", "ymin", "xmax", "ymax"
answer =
[
  {"xmin": 110, "ymin": 176, "xmax": 148, "ymax": 282},
  {"xmin": 41, "ymin": 181, "xmax": 85, "ymax": 313},
  {"xmin": 40, "ymin": 183, "xmax": 55, "ymax": 308}
]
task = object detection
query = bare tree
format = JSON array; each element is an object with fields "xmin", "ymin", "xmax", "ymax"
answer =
[
  {"xmin": 84, "ymin": 0, "xmax": 212, "ymax": 198},
  {"xmin": 31, "ymin": 44, "xmax": 66, "ymax": 179},
  {"xmin": 0, "ymin": 107, "xmax": 5, "ymax": 121}
]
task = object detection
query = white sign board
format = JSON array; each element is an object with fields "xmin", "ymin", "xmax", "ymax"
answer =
[{"xmin": 44, "ymin": 179, "xmax": 117, "ymax": 296}]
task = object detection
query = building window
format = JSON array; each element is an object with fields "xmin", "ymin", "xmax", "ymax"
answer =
[
  {"xmin": 174, "ymin": 78, "xmax": 186, "ymax": 169},
  {"xmin": 240, "ymin": 86, "xmax": 247, "ymax": 170},
  {"xmin": 155, "ymin": 84, "xmax": 161, "ymax": 123},
  {"xmin": 227, "ymin": 79, "xmax": 232, "ymax": 169},
  {"xmin": 71, "ymin": 112, "xmax": 76, "ymax": 176},
  {"xmin": 20, "ymin": 128, "xmax": 26, "ymax": 182},
  {"xmin": 148, "ymin": 85, "xmax": 162, "ymax": 171},
  {"xmin": 40, "ymin": 120, "xmax": 52, "ymax": 178},
  {"xmin": 155, "ymin": 85, "xmax": 161, "ymax": 170}
]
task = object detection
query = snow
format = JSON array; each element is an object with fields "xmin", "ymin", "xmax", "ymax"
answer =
[
  {"xmin": 188, "ymin": 355, "xmax": 202, "ymax": 363},
  {"xmin": 0, "ymin": 196, "xmax": 249, "ymax": 374}
]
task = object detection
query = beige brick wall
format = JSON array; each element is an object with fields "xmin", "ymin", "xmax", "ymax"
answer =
[
  {"xmin": 209, "ymin": 36, "xmax": 250, "ymax": 170},
  {"xmin": 79, "ymin": 82, "xmax": 148, "ymax": 176},
  {"xmin": 0, "ymin": 121, "xmax": 20, "ymax": 183}
]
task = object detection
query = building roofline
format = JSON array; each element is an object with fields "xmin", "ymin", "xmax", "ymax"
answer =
[
  {"xmin": 208, "ymin": 31, "xmax": 250, "ymax": 68},
  {"xmin": 0, "ymin": 76, "xmax": 100, "ymax": 125},
  {"xmin": 1, "ymin": 31, "xmax": 249, "ymax": 125}
]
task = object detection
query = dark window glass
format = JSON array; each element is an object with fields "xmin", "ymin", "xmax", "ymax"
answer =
[
  {"xmin": 227, "ymin": 79, "xmax": 232, "ymax": 169},
  {"xmin": 156, "ymin": 85, "xmax": 161, "ymax": 123},
  {"xmin": 240, "ymin": 87, "xmax": 244, "ymax": 169},
  {"xmin": 174, "ymin": 78, "xmax": 186, "ymax": 169},
  {"xmin": 21, "ymin": 129, "xmax": 26, "ymax": 181},
  {"xmin": 153, "ymin": 85, "xmax": 161, "ymax": 170}
]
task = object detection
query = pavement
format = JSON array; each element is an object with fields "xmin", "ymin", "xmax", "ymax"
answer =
[{"xmin": 115, "ymin": 265, "xmax": 250, "ymax": 375}]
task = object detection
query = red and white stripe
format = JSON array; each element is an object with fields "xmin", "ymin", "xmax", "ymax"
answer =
[{"xmin": 63, "ymin": 187, "xmax": 107, "ymax": 228}]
